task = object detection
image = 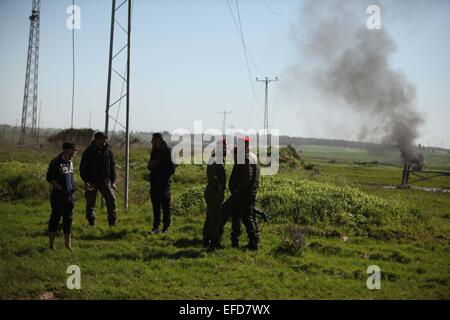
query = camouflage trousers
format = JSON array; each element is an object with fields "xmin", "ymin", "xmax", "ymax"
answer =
[{"xmin": 219, "ymin": 196, "xmax": 260, "ymax": 247}]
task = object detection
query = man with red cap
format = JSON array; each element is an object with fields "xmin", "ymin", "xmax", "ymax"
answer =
[
  {"xmin": 203, "ymin": 138, "xmax": 228, "ymax": 249},
  {"xmin": 220, "ymin": 137, "xmax": 260, "ymax": 250}
]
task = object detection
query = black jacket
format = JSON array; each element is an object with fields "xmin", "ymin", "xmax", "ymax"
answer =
[
  {"xmin": 80, "ymin": 141, "xmax": 116, "ymax": 184},
  {"xmin": 148, "ymin": 141, "xmax": 175, "ymax": 186},
  {"xmin": 204, "ymin": 156, "xmax": 226, "ymax": 204},
  {"xmin": 46, "ymin": 153, "xmax": 76, "ymax": 200}
]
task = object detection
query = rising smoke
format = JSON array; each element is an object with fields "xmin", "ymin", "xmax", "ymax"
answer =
[{"xmin": 289, "ymin": 0, "xmax": 424, "ymax": 164}]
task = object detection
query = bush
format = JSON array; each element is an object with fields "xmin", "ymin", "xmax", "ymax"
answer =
[
  {"xmin": 0, "ymin": 161, "xmax": 86, "ymax": 202},
  {"xmin": 275, "ymin": 225, "xmax": 306, "ymax": 256},
  {"xmin": 258, "ymin": 177, "xmax": 404, "ymax": 235},
  {"xmin": 48, "ymin": 128, "xmax": 95, "ymax": 147},
  {"xmin": 172, "ymin": 185, "xmax": 206, "ymax": 216},
  {"xmin": 0, "ymin": 161, "xmax": 49, "ymax": 201}
]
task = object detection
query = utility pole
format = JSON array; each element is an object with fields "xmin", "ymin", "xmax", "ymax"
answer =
[
  {"xmin": 105, "ymin": 0, "xmax": 132, "ymax": 209},
  {"xmin": 219, "ymin": 110, "xmax": 232, "ymax": 134},
  {"xmin": 256, "ymin": 77, "xmax": 278, "ymax": 136},
  {"xmin": 20, "ymin": 0, "xmax": 41, "ymax": 144}
]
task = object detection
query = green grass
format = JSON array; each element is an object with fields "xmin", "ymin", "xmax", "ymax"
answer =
[
  {"xmin": 0, "ymin": 144, "xmax": 449, "ymax": 300},
  {"xmin": 298, "ymin": 144, "xmax": 450, "ymax": 171}
]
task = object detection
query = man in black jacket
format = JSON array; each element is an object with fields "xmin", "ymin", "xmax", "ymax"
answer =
[
  {"xmin": 220, "ymin": 137, "xmax": 260, "ymax": 250},
  {"xmin": 46, "ymin": 142, "xmax": 77, "ymax": 251},
  {"xmin": 203, "ymin": 139, "xmax": 227, "ymax": 249},
  {"xmin": 80, "ymin": 132, "xmax": 117, "ymax": 226},
  {"xmin": 148, "ymin": 133, "xmax": 176, "ymax": 234}
]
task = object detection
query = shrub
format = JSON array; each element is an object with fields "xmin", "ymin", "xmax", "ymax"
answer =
[
  {"xmin": 258, "ymin": 177, "xmax": 404, "ymax": 235},
  {"xmin": 0, "ymin": 161, "xmax": 49, "ymax": 201},
  {"xmin": 47, "ymin": 128, "xmax": 95, "ymax": 146},
  {"xmin": 275, "ymin": 225, "xmax": 306, "ymax": 256},
  {"xmin": 172, "ymin": 185, "xmax": 206, "ymax": 216}
]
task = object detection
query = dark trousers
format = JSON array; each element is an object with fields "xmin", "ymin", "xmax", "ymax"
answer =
[
  {"xmin": 48, "ymin": 191, "xmax": 74, "ymax": 234},
  {"xmin": 85, "ymin": 182, "xmax": 116, "ymax": 224},
  {"xmin": 220, "ymin": 196, "xmax": 260, "ymax": 245},
  {"xmin": 203, "ymin": 201, "xmax": 223, "ymax": 242},
  {"xmin": 150, "ymin": 184, "xmax": 171, "ymax": 229}
]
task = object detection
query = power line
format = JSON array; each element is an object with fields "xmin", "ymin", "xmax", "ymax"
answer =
[
  {"xmin": 225, "ymin": 0, "xmax": 264, "ymax": 110},
  {"xmin": 235, "ymin": 0, "xmax": 264, "ymax": 77},
  {"xmin": 71, "ymin": 0, "xmax": 76, "ymax": 128},
  {"xmin": 262, "ymin": 0, "xmax": 333, "ymax": 68},
  {"xmin": 261, "ymin": 0, "xmax": 364, "ymax": 105}
]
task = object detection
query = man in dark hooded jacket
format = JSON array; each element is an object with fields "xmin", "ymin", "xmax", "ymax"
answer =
[
  {"xmin": 80, "ymin": 132, "xmax": 117, "ymax": 226},
  {"xmin": 203, "ymin": 139, "xmax": 227, "ymax": 249},
  {"xmin": 148, "ymin": 133, "xmax": 176, "ymax": 234}
]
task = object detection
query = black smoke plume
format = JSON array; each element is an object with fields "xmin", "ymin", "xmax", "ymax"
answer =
[{"xmin": 290, "ymin": 0, "xmax": 424, "ymax": 164}]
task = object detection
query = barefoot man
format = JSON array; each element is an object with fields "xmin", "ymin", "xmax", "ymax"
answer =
[{"xmin": 46, "ymin": 142, "xmax": 77, "ymax": 251}]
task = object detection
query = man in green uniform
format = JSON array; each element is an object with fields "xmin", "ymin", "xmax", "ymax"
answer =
[
  {"xmin": 203, "ymin": 139, "xmax": 227, "ymax": 249},
  {"xmin": 220, "ymin": 137, "xmax": 261, "ymax": 250}
]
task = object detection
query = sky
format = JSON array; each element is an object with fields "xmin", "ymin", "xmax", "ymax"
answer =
[{"xmin": 0, "ymin": 0, "xmax": 449, "ymax": 148}]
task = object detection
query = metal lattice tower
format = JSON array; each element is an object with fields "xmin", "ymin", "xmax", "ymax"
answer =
[
  {"xmin": 20, "ymin": 0, "xmax": 41, "ymax": 145},
  {"xmin": 105, "ymin": 0, "xmax": 132, "ymax": 209}
]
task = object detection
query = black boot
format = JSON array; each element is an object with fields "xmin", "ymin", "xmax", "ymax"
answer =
[
  {"xmin": 211, "ymin": 240, "xmax": 225, "ymax": 250},
  {"xmin": 203, "ymin": 239, "xmax": 211, "ymax": 248},
  {"xmin": 231, "ymin": 238, "xmax": 239, "ymax": 248},
  {"xmin": 86, "ymin": 213, "xmax": 96, "ymax": 226},
  {"xmin": 244, "ymin": 237, "xmax": 259, "ymax": 251}
]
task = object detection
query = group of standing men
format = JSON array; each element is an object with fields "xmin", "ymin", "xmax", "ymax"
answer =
[
  {"xmin": 46, "ymin": 132, "xmax": 117, "ymax": 251},
  {"xmin": 203, "ymin": 137, "xmax": 261, "ymax": 251},
  {"xmin": 46, "ymin": 132, "xmax": 261, "ymax": 252}
]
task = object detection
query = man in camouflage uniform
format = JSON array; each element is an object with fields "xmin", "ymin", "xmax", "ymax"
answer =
[
  {"xmin": 220, "ymin": 137, "xmax": 260, "ymax": 250},
  {"xmin": 46, "ymin": 142, "xmax": 77, "ymax": 251},
  {"xmin": 203, "ymin": 139, "xmax": 227, "ymax": 249}
]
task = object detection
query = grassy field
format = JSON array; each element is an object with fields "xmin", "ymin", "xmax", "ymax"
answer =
[{"xmin": 0, "ymin": 143, "xmax": 449, "ymax": 300}]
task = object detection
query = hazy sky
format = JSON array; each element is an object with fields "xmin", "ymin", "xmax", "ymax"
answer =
[{"xmin": 0, "ymin": 0, "xmax": 449, "ymax": 147}]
